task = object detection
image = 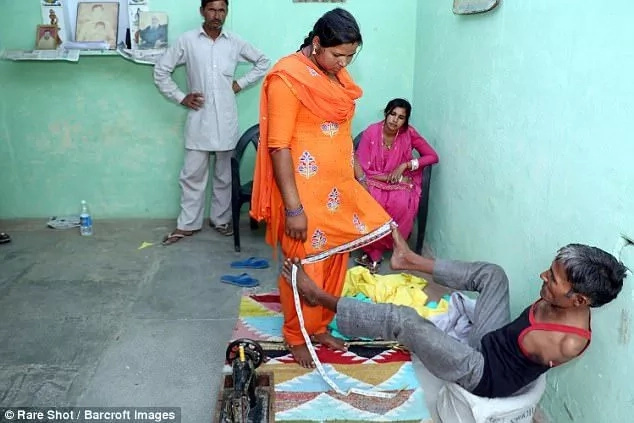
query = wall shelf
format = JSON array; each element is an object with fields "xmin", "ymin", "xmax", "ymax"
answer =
[{"xmin": 1, "ymin": 47, "xmax": 163, "ymax": 64}]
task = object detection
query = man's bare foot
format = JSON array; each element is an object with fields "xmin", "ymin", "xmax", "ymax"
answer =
[
  {"xmin": 390, "ymin": 225, "xmax": 418, "ymax": 271},
  {"xmin": 311, "ymin": 332, "xmax": 348, "ymax": 351},
  {"xmin": 289, "ymin": 344, "xmax": 315, "ymax": 368},
  {"xmin": 281, "ymin": 258, "xmax": 322, "ymax": 306}
]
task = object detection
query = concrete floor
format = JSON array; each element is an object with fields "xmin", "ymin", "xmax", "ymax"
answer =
[{"xmin": 0, "ymin": 218, "xmax": 447, "ymax": 422}]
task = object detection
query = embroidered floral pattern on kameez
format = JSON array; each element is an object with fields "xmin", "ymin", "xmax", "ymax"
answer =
[
  {"xmin": 297, "ymin": 151, "xmax": 318, "ymax": 179},
  {"xmin": 327, "ymin": 187, "xmax": 341, "ymax": 212},
  {"xmin": 311, "ymin": 229, "xmax": 327, "ymax": 250},
  {"xmin": 352, "ymin": 213, "xmax": 368, "ymax": 234},
  {"xmin": 320, "ymin": 122, "xmax": 339, "ymax": 137}
]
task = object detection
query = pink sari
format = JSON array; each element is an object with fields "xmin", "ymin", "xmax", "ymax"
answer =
[{"xmin": 356, "ymin": 121, "xmax": 439, "ymax": 262}]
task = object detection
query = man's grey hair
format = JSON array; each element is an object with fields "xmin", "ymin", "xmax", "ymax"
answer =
[{"xmin": 556, "ymin": 243, "xmax": 627, "ymax": 307}]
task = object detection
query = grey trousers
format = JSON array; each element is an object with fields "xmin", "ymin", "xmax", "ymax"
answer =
[
  {"xmin": 337, "ymin": 260, "xmax": 511, "ymax": 392},
  {"xmin": 176, "ymin": 149, "xmax": 232, "ymax": 231}
]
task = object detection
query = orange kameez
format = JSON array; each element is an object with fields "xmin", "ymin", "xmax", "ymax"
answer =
[{"xmin": 251, "ymin": 53, "xmax": 391, "ymax": 346}]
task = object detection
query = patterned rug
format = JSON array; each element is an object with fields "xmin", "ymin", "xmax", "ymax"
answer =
[{"xmin": 229, "ymin": 292, "xmax": 433, "ymax": 422}]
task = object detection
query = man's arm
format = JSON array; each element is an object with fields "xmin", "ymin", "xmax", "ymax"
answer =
[
  {"xmin": 558, "ymin": 334, "xmax": 590, "ymax": 363},
  {"xmin": 153, "ymin": 39, "xmax": 187, "ymax": 104},
  {"xmin": 234, "ymin": 40, "xmax": 270, "ymax": 91}
]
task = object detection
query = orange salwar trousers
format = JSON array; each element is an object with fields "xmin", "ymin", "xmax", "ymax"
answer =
[{"xmin": 278, "ymin": 236, "xmax": 349, "ymax": 346}]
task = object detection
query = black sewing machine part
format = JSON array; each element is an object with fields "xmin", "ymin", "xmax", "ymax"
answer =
[
  {"xmin": 223, "ymin": 339, "xmax": 266, "ymax": 423},
  {"xmin": 226, "ymin": 338, "xmax": 265, "ymax": 368}
]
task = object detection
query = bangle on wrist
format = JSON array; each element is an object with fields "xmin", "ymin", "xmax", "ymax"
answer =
[
  {"xmin": 285, "ymin": 204, "xmax": 304, "ymax": 217},
  {"xmin": 410, "ymin": 159, "xmax": 419, "ymax": 171}
]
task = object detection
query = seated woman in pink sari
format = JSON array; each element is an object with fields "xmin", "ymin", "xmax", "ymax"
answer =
[{"xmin": 353, "ymin": 98, "xmax": 439, "ymax": 273}]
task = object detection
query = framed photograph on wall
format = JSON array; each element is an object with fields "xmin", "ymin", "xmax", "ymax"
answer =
[
  {"xmin": 128, "ymin": 0, "xmax": 149, "ymax": 50},
  {"xmin": 75, "ymin": 2, "xmax": 120, "ymax": 49},
  {"xmin": 40, "ymin": 0, "xmax": 70, "ymax": 44},
  {"xmin": 136, "ymin": 11, "xmax": 168, "ymax": 50},
  {"xmin": 35, "ymin": 24, "xmax": 59, "ymax": 50}
]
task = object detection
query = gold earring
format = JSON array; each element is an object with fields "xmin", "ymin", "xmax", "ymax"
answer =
[{"xmin": 312, "ymin": 44, "xmax": 318, "ymax": 55}]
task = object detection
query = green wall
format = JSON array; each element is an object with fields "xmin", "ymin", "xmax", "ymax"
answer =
[
  {"xmin": 414, "ymin": 1, "xmax": 634, "ymax": 421},
  {"xmin": 0, "ymin": 0, "xmax": 417, "ymax": 218},
  {"xmin": 3, "ymin": 0, "xmax": 634, "ymax": 420}
]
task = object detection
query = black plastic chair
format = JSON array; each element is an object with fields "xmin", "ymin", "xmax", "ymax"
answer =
[
  {"xmin": 353, "ymin": 132, "xmax": 434, "ymax": 254},
  {"xmin": 231, "ymin": 124, "xmax": 260, "ymax": 252}
]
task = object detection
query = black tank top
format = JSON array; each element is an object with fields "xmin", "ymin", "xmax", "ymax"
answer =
[{"xmin": 472, "ymin": 300, "xmax": 591, "ymax": 398}]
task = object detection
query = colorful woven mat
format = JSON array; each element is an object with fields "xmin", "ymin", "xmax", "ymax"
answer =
[{"xmin": 229, "ymin": 292, "xmax": 432, "ymax": 422}]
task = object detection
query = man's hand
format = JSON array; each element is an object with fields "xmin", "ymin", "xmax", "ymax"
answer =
[
  {"xmin": 232, "ymin": 81, "xmax": 242, "ymax": 94},
  {"xmin": 285, "ymin": 213, "xmax": 307, "ymax": 242},
  {"xmin": 181, "ymin": 92, "xmax": 205, "ymax": 110}
]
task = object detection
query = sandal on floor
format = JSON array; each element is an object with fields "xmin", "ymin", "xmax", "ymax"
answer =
[
  {"xmin": 0, "ymin": 232, "xmax": 11, "ymax": 244},
  {"xmin": 367, "ymin": 261, "xmax": 381, "ymax": 274},
  {"xmin": 354, "ymin": 254, "xmax": 381, "ymax": 274},
  {"xmin": 213, "ymin": 223, "xmax": 234, "ymax": 237},
  {"xmin": 354, "ymin": 253, "xmax": 371, "ymax": 267},
  {"xmin": 161, "ymin": 230, "xmax": 195, "ymax": 246},
  {"xmin": 220, "ymin": 273, "xmax": 259, "ymax": 287},
  {"xmin": 230, "ymin": 257, "xmax": 270, "ymax": 269}
]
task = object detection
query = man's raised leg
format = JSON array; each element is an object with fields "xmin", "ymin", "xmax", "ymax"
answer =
[
  {"xmin": 281, "ymin": 258, "xmax": 485, "ymax": 391},
  {"xmin": 390, "ymin": 227, "xmax": 510, "ymax": 348}
]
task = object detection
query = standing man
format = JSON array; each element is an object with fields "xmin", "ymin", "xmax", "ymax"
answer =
[{"xmin": 155, "ymin": 0, "xmax": 270, "ymax": 245}]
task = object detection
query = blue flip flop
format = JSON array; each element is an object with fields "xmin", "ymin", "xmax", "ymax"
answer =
[
  {"xmin": 220, "ymin": 273, "xmax": 260, "ymax": 287},
  {"xmin": 230, "ymin": 257, "xmax": 270, "ymax": 269}
]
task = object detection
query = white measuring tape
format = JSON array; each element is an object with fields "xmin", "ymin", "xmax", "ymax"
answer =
[{"xmin": 290, "ymin": 263, "xmax": 395, "ymax": 399}]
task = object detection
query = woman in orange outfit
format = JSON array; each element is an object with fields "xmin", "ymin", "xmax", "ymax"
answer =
[{"xmin": 251, "ymin": 8, "xmax": 392, "ymax": 367}]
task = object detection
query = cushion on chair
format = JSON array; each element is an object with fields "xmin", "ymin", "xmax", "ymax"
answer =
[{"xmin": 436, "ymin": 375, "xmax": 546, "ymax": 423}]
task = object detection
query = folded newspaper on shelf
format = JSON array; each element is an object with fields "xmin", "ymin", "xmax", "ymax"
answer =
[
  {"xmin": 1, "ymin": 48, "xmax": 80, "ymax": 62},
  {"xmin": 116, "ymin": 46, "xmax": 166, "ymax": 65}
]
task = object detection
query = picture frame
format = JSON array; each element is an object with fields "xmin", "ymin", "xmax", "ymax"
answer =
[
  {"xmin": 41, "ymin": 0, "xmax": 70, "ymax": 45},
  {"xmin": 35, "ymin": 24, "xmax": 59, "ymax": 50},
  {"xmin": 136, "ymin": 11, "xmax": 168, "ymax": 50},
  {"xmin": 75, "ymin": 2, "xmax": 120, "ymax": 49}
]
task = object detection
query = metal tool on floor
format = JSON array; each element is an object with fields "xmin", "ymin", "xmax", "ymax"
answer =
[{"xmin": 216, "ymin": 338, "xmax": 274, "ymax": 423}]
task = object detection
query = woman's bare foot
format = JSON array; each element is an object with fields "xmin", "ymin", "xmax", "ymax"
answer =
[
  {"xmin": 281, "ymin": 258, "xmax": 322, "ymax": 306},
  {"xmin": 311, "ymin": 332, "xmax": 348, "ymax": 351},
  {"xmin": 289, "ymin": 344, "xmax": 315, "ymax": 368},
  {"xmin": 390, "ymin": 225, "xmax": 419, "ymax": 271}
]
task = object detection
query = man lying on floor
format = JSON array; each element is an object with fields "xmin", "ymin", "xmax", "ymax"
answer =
[{"xmin": 282, "ymin": 226, "xmax": 627, "ymax": 398}]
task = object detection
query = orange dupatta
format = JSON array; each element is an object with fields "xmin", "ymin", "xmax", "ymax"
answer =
[{"xmin": 250, "ymin": 52, "xmax": 363, "ymax": 247}]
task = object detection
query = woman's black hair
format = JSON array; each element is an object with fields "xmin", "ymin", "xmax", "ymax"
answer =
[
  {"xmin": 299, "ymin": 8, "xmax": 362, "ymax": 50},
  {"xmin": 384, "ymin": 98, "xmax": 412, "ymax": 128}
]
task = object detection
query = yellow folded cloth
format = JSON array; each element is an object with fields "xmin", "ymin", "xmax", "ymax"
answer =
[{"xmin": 343, "ymin": 266, "xmax": 448, "ymax": 318}]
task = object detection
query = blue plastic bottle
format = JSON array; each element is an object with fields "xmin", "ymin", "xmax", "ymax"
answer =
[{"xmin": 79, "ymin": 200, "xmax": 93, "ymax": 236}]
